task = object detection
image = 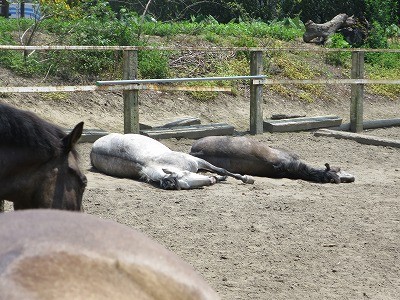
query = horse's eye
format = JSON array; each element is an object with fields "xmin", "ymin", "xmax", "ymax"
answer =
[
  {"xmin": 81, "ymin": 174, "xmax": 88, "ymax": 187},
  {"xmin": 68, "ymin": 165, "xmax": 87, "ymax": 187}
]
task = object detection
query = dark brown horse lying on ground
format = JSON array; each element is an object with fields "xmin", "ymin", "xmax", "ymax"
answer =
[
  {"xmin": 0, "ymin": 210, "xmax": 220, "ymax": 300},
  {"xmin": 190, "ymin": 136, "xmax": 355, "ymax": 184},
  {"xmin": 0, "ymin": 103, "xmax": 87, "ymax": 211}
]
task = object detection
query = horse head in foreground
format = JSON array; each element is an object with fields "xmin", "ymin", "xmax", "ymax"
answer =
[
  {"xmin": 90, "ymin": 133, "xmax": 254, "ymax": 189},
  {"xmin": 0, "ymin": 103, "xmax": 87, "ymax": 211},
  {"xmin": 0, "ymin": 210, "xmax": 220, "ymax": 300},
  {"xmin": 190, "ymin": 136, "xmax": 355, "ymax": 184}
]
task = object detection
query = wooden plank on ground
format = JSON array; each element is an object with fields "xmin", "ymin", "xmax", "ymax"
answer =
[
  {"xmin": 264, "ymin": 115, "xmax": 342, "ymax": 132},
  {"xmin": 140, "ymin": 123, "xmax": 235, "ymax": 139},
  {"xmin": 71, "ymin": 122, "xmax": 234, "ymax": 142},
  {"xmin": 158, "ymin": 117, "xmax": 201, "ymax": 128},
  {"xmin": 77, "ymin": 129, "xmax": 109, "ymax": 143},
  {"xmin": 314, "ymin": 128, "xmax": 400, "ymax": 148},
  {"xmin": 332, "ymin": 118, "xmax": 400, "ymax": 131},
  {"xmin": 69, "ymin": 123, "xmax": 151, "ymax": 143},
  {"xmin": 271, "ymin": 114, "xmax": 306, "ymax": 120}
]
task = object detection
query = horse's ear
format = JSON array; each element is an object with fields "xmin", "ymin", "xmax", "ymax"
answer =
[
  {"xmin": 162, "ymin": 168, "xmax": 173, "ymax": 175},
  {"xmin": 63, "ymin": 122, "xmax": 84, "ymax": 152}
]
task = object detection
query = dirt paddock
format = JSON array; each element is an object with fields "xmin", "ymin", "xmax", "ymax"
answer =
[
  {"xmin": 73, "ymin": 126, "xmax": 398, "ymax": 300},
  {"xmin": 2, "ymin": 125, "xmax": 399, "ymax": 299}
]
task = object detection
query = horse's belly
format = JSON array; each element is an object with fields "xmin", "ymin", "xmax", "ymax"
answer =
[
  {"xmin": 90, "ymin": 151, "xmax": 142, "ymax": 179},
  {"xmin": 90, "ymin": 134, "xmax": 146, "ymax": 179}
]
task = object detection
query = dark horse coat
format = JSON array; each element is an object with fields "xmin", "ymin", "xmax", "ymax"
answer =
[
  {"xmin": 190, "ymin": 136, "xmax": 355, "ymax": 184},
  {"xmin": 0, "ymin": 103, "xmax": 87, "ymax": 211}
]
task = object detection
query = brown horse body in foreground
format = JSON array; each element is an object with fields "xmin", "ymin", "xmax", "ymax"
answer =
[
  {"xmin": 0, "ymin": 103, "xmax": 87, "ymax": 211},
  {"xmin": 0, "ymin": 210, "xmax": 220, "ymax": 300},
  {"xmin": 190, "ymin": 136, "xmax": 355, "ymax": 184}
]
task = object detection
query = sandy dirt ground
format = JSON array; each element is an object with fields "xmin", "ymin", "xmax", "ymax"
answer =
[
  {"xmin": 74, "ymin": 127, "xmax": 400, "ymax": 300},
  {"xmin": 2, "ymin": 66, "xmax": 400, "ymax": 299}
]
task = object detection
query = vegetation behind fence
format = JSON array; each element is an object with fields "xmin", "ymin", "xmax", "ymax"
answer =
[{"xmin": 0, "ymin": 45, "xmax": 398, "ymax": 134}]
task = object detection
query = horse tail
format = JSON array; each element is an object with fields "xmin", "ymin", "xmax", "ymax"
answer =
[{"xmin": 273, "ymin": 160, "xmax": 340, "ymax": 183}]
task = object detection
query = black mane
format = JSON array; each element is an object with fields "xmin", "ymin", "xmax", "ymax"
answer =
[
  {"xmin": 273, "ymin": 160, "xmax": 340, "ymax": 183},
  {"xmin": 0, "ymin": 103, "xmax": 66, "ymax": 158}
]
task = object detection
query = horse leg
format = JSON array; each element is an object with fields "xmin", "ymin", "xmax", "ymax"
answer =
[
  {"xmin": 161, "ymin": 169, "xmax": 222, "ymax": 189},
  {"xmin": 195, "ymin": 158, "xmax": 255, "ymax": 184}
]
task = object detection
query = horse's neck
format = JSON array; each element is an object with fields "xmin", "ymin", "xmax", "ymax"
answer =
[
  {"xmin": 0, "ymin": 148, "xmax": 49, "ymax": 177},
  {"xmin": 140, "ymin": 164, "xmax": 167, "ymax": 182}
]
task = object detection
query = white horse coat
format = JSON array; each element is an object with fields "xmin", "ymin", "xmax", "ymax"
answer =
[{"xmin": 90, "ymin": 133, "xmax": 253, "ymax": 189}]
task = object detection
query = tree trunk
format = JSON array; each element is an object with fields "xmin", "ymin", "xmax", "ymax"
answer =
[{"xmin": 303, "ymin": 13, "xmax": 355, "ymax": 44}]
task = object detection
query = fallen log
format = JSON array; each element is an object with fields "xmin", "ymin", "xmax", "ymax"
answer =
[{"xmin": 303, "ymin": 13, "xmax": 355, "ymax": 44}]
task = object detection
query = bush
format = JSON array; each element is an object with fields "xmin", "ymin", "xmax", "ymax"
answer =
[
  {"xmin": 265, "ymin": 17, "xmax": 304, "ymax": 41},
  {"xmin": 325, "ymin": 33, "xmax": 351, "ymax": 67},
  {"xmin": 364, "ymin": 0, "xmax": 399, "ymax": 29},
  {"xmin": 365, "ymin": 21, "xmax": 388, "ymax": 49},
  {"xmin": 138, "ymin": 50, "xmax": 170, "ymax": 79}
]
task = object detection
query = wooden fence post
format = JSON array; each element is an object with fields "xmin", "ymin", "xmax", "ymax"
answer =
[
  {"xmin": 250, "ymin": 51, "xmax": 264, "ymax": 135},
  {"xmin": 1, "ymin": 0, "xmax": 9, "ymax": 18},
  {"xmin": 20, "ymin": 1, "xmax": 25, "ymax": 17},
  {"xmin": 123, "ymin": 50, "xmax": 139, "ymax": 134},
  {"xmin": 350, "ymin": 51, "xmax": 364, "ymax": 133}
]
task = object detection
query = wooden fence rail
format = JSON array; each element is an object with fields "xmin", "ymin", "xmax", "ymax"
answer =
[
  {"xmin": 1, "ymin": 45, "xmax": 400, "ymax": 52},
  {"xmin": 0, "ymin": 84, "xmax": 232, "ymax": 93},
  {"xmin": 0, "ymin": 45, "xmax": 399, "ymax": 134}
]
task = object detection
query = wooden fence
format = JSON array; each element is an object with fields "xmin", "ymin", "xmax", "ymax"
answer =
[{"xmin": 0, "ymin": 45, "xmax": 399, "ymax": 134}]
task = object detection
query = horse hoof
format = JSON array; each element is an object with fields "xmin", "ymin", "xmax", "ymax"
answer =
[
  {"xmin": 214, "ymin": 175, "xmax": 227, "ymax": 182},
  {"xmin": 242, "ymin": 175, "xmax": 255, "ymax": 184},
  {"xmin": 338, "ymin": 171, "xmax": 355, "ymax": 183},
  {"xmin": 340, "ymin": 175, "xmax": 355, "ymax": 183}
]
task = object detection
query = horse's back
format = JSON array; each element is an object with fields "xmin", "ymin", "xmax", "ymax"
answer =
[
  {"xmin": 0, "ymin": 103, "xmax": 64, "ymax": 154},
  {"xmin": 91, "ymin": 133, "xmax": 169, "ymax": 178},
  {"xmin": 190, "ymin": 136, "xmax": 285, "ymax": 176},
  {"xmin": 190, "ymin": 136, "xmax": 273, "ymax": 158},
  {"xmin": 93, "ymin": 133, "xmax": 170, "ymax": 157},
  {"xmin": 0, "ymin": 210, "xmax": 220, "ymax": 300},
  {"xmin": 0, "ymin": 104, "xmax": 64, "ymax": 179}
]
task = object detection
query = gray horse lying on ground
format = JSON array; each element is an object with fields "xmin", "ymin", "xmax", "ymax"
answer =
[
  {"xmin": 190, "ymin": 136, "xmax": 355, "ymax": 184},
  {"xmin": 0, "ymin": 210, "xmax": 220, "ymax": 300},
  {"xmin": 90, "ymin": 133, "xmax": 254, "ymax": 189}
]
